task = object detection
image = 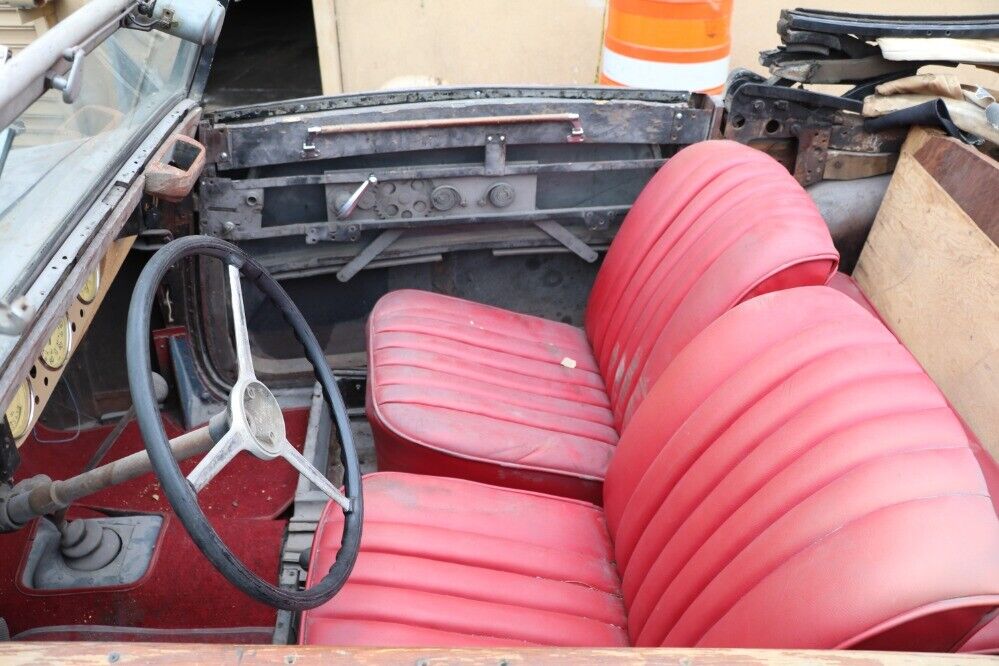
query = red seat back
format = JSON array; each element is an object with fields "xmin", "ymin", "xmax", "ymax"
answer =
[
  {"xmin": 603, "ymin": 286, "xmax": 999, "ymax": 650},
  {"xmin": 585, "ymin": 141, "xmax": 839, "ymax": 430}
]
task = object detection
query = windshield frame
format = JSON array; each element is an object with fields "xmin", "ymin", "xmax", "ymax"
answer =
[{"xmin": 0, "ymin": 0, "xmax": 224, "ymax": 304}]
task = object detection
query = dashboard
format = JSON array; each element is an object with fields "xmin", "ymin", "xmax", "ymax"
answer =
[{"xmin": 3, "ymin": 237, "xmax": 134, "ymax": 447}]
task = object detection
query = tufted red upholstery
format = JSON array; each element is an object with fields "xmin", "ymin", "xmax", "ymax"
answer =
[
  {"xmin": 305, "ymin": 286, "xmax": 999, "ymax": 650},
  {"xmin": 366, "ymin": 141, "xmax": 839, "ymax": 500}
]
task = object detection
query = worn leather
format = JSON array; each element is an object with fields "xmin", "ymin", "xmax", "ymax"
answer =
[
  {"xmin": 367, "ymin": 290, "xmax": 614, "ymax": 502},
  {"xmin": 306, "ymin": 287, "xmax": 999, "ymax": 650},
  {"xmin": 366, "ymin": 141, "xmax": 839, "ymax": 498},
  {"xmin": 300, "ymin": 472, "xmax": 628, "ymax": 647}
]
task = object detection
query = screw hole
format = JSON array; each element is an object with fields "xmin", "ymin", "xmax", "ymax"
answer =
[
  {"xmin": 765, "ymin": 119, "xmax": 782, "ymax": 134},
  {"xmin": 731, "ymin": 114, "xmax": 746, "ymax": 129}
]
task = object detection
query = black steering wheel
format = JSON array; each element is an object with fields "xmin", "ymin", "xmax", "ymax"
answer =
[{"xmin": 125, "ymin": 235, "xmax": 362, "ymax": 610}]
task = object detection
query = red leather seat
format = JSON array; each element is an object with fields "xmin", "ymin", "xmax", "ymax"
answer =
[
  {"xmin": 302, "ymin": 472, "xmax": 629, "ymax": 647},
  {"xmin": 304, "ymin": 286, "xmax": 999, "ymax": 650},
  {"xmin": 367, "ymin": 141, "xmax": 840, "ymax": 501}
]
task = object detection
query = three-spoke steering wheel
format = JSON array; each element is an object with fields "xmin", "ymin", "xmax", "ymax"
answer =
[{"xmin": 125, "ymin": 236, "xmax": 362, "ymax": 610}]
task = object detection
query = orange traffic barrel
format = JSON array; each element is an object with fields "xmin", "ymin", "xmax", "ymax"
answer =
[{"xmin": 600, "ymin": 0, "xmax": 733, "ymax": 94}]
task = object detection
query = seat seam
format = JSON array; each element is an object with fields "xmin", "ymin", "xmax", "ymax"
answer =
[
  {"xmin": 374, "ymin": 317, "xmax": 591, "ymax": 362},
  {"xmin": 377, "ymin": 399, "xmax": 619, "ymax": 448},
  {"xmin": 376, "ymin": 379, "xmax": 614, "ymax": 428},
  {"xmin": 352, "ymin": 519, "xmax": 615, "ymax": 573},
  {"xmin": 374, "ymin": 359, "xmax": 611, "ymax": 408},
  {"xmin": 343, "ymin": 574, "xmax": 627, "ymax": 628},
  {"xmin": 328, "ymin": 581, "xmax": 628, "ymax": 641},
  {"xmin": 373, "ymin": 346, "xmax": 605, "ymax": 388}
]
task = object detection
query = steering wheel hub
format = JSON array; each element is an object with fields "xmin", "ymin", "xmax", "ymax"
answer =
[{"xmin": 239, "ymin": 380, "xmax": 285, "ymax": 455}]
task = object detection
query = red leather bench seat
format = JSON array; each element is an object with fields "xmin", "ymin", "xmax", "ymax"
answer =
[
  {"xmin": 367, "ymin": 140, "xmax": 839, "ymax": 501},
  {"xmin": 304, "ymin": 287, "xmax": 999, "ymax": 650}
]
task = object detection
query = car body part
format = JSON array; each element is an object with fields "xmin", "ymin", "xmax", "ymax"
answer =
[
  {"xmin": 144, "ymin": 134, "xmax": 207, "ymax": 202},
  {"xmin": 723, "ymin": 76, "xmax": 906, "ymax": 187}
]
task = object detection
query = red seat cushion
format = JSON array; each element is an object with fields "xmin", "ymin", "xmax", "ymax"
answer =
[
  {"xmin": 367, "ymin": 290, "xmax": 614, "ymax": 503},
  {"xmin": 367, "ymin": 141, "xmax": 839, "ymax": 499},
  {"xmin": 299, "ymin": 472, "xmax": 628, "ymax": 647},
  {"xmin": 310, "ymin": 286, "xmax": 999, "ymax": 650}
]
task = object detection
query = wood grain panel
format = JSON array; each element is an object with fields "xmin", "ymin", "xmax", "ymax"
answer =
[
  {"xmin": 0, "ymin": 643, "xmax": 988, "ymax": 665},
  {"xmin": 854, "ymin": 127, "xmax": 999, "ymax": 459}
]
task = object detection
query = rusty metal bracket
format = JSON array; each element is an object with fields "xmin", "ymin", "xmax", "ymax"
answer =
[
  {"xmin": 794, "ymin": 128, "xmax": 831, "ymax": 186},
  {"xmin": 534, "ymin": 220, "xmax": 598, "ymax": 263},
  {"xmin": 304, "ymin": 112, "xmax": 586, "ymax": 158},
  {"xmin": 336, "ymin": 230, "xmax": 406, "ymax": 282},
  {"xmin": 484, "ymin": 134, "xmax": 507, "ymax": 176}
]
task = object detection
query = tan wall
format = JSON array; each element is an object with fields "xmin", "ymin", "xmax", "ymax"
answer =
[
  {"xmin": 318, "ymin": 0, "xmax": 999, "ymax": 94},
  {"xmin": 313, "ymin": 0, "xmax": 609, "ymax": 94}
]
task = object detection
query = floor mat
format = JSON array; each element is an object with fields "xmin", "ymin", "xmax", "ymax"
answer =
[
  {"xmin": 16, "ymin": 409, "xmax": 310, "ymax": 520},
  {"xmin": 0, "ymin": 409, "xmax": 316, "ymax": 636}
]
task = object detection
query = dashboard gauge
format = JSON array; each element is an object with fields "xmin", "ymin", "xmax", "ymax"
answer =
[
  {"xmin": 77, "ymin": 267, "xmax": 100, "ymax": 304},
  {"xmin": 5, "ymin": 380, "xmax": 33, "ymax": 439},
  {"xmin": 40, "ymin": 316, "xmax": 72, "ymax": 370}
]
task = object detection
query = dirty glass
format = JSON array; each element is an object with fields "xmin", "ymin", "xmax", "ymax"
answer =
[{"xmin": 0, "ymin": 27, "xmax": 199, "ymax": 300}]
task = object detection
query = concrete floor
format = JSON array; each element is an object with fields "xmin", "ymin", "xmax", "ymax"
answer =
[{"xmin": 203, "ymin": 0, "xmax": 323, "ymax": 110}]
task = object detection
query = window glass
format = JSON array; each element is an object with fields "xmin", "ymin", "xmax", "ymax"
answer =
[{"xmin": 0, "ymin": 27, "xmax": 198, "ymax": 299}]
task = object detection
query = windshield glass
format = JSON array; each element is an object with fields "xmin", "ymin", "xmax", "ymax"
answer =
[{"xmin": 0, "ymin": 27, "xmax": 199, "ymax": 301}]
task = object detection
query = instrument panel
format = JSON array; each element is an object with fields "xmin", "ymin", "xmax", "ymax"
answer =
[{"xmin": 3, "ymin": 238, "xmax": 134, "ymax": 447}]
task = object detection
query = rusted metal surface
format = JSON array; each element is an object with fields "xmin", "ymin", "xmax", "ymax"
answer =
[
  {"xmin": 724, "ymin": 79, "xmax": 906, "ymax": 186},
  {"xmin": 144, "ymin": 134, "xmax": 207, "ymax": 202}
]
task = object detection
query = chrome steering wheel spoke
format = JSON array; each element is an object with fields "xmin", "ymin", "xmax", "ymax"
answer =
[
  {"xmin": 279, "ymin": 438, "xmax": 352, "ymax": 512},
  {"xmin": 227, "ymin": 264, "xmax": 256, "ymax": 381},
  {"xmin": 186, "ymin": 428, "xmax": 246, "ymax": 493}
]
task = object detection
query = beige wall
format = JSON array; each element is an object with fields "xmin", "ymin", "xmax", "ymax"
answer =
[
  {"xmin": 731, "ymin": 1, "xmax": 999, "ymax": 88},
  {"xmin": 319, "ymin": 0, "xmax": 999, "ymax": 94},
  {"xmin": 313, "ymin": 0, "xmax": 609, "ymax": 93}
]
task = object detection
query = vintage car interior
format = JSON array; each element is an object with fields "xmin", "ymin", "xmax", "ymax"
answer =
[{"xmin": 1, "ymin": 2, "xmax": 998, "ymax": 661}]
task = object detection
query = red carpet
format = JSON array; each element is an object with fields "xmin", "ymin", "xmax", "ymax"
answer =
[{"xmin": 0, "ymin": 409, "xmax": 313, "ymax": 636}]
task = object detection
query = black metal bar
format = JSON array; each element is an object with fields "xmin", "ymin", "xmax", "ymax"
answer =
[{"xmin": 784, "ymin": 8, "xmax": 999, "ymax": 38}]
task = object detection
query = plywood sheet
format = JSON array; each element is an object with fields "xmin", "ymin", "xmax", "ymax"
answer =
[{"xmin": 854, "ymin": 127, "xmax": 999, "ymax": 458}]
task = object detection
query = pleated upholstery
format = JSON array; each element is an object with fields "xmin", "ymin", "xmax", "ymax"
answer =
[
  {"xmin": 305, "ymin": 286, "xmax": 999, "ymax": 650},
  {"xmin": 366, "ymin": 141, "xmax": 838, "ymax": 499},
  {"xmin": 585, "ymin": 140, "xmax": 837, "ymax": 428},
  {"xmin": 603, "ymin": 287, "xmax": 999, "ymax": 650},
  {"xmin": 299, "ymin": 472, "xmax": 628, "ymax": 647},
  {"xmin": 367, "ymin": 290, "xmax": 615, "ymax": 502}
]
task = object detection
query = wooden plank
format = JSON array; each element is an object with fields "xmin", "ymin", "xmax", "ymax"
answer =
[
  {"xmin": 914, "ymin": 134, "xmax": 999, "ymax": 244},
  {"xmin": 0, "ymin": 643, "xmax": 989, "ymax": 665},
  {"xmin": 854, "ymin": 127, "xmax": 999, "ymax": 459}
]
